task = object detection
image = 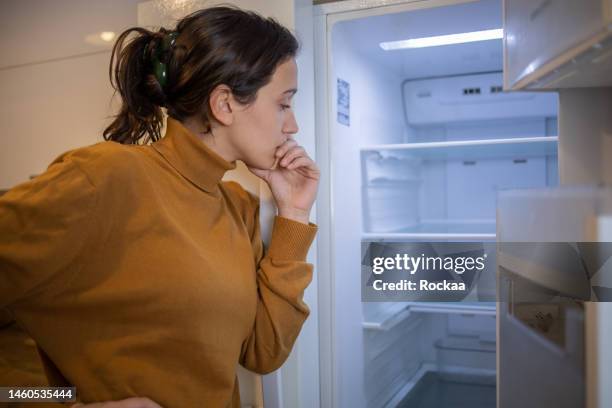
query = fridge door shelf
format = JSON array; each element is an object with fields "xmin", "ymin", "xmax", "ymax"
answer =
[
  {"xmin": 363, "ymin": 302, "xmax": 496, "ymax": 331},
  {"xmin": 361, "ymin": 136, "xmax": 558, "ymax": 161}
]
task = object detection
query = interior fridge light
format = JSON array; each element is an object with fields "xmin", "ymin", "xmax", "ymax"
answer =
[{"xmin": 380, "ymin": 28, "xmax": 503, "ymax": 50}]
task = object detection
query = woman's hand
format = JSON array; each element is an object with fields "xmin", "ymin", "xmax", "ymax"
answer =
[
  {"xmin": 247, "ymin": 139, "xmax": 319, "ymax": 224},
  {"xmin": 70, "ymin": 397, "xmax": 163, "ymax": 408}
]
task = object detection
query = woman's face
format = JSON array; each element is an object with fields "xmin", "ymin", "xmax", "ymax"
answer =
[{"xmin": 229, "ymin": 58, "xmax": 299, "ymax": 169}]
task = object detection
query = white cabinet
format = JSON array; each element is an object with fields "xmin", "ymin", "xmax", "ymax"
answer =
[{"xmin": 503, "ymin": 0, "xmax": 612, "ymax": 90}]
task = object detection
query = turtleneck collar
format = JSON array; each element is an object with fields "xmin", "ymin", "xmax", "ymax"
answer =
[{"xmin": 151, "ymin": 117, "xmax": 237, "ymax": 193}]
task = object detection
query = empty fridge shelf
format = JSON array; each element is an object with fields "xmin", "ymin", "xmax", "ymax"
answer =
[
  {"xmin": 409, "ymin": 302, "xmax": 496, "ymax": 316},
  {"xmin": 363, "ymin": 303, "xmax": 496, "ymax": 331},
  {"xmin": 361, "ymin": 136, "xmax": 558, "ymax": 160},
  {"xmin": 363, "ymin": 219, "xmax": 497, "ymax": 241},
  {"xmin": 362, "ymin": 302, "xmax": 414, "ymax": 331},
  {"xmin": 367, "ymin": 177, "xmax": 422, "ymax": 186},
  {"xmin": 363, "ymin": 232, "xmax": 496, "ymax": 240}
]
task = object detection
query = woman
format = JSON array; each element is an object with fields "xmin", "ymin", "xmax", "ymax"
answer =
[{"xmin": 0, "ymin": 6, "xmax": 318, "ymax": 408}]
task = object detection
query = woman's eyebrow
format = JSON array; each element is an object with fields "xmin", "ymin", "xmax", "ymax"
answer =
[{"xmin": 283, "ymin": 88, "xmax": 298, "ymax": 96}]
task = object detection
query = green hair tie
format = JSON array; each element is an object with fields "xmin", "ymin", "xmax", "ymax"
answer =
[{"xmin": 151, "ymin": 31, "xmax": 178, "ymax": 88}]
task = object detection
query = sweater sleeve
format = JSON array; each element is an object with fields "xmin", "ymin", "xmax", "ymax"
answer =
[
  {"xmin": 238, "ymin": 193, "xmax": 318, "ymax": 375},
  {"xmin": 0, "ymin": 155, "xmax": 98, "ymax": 309}
]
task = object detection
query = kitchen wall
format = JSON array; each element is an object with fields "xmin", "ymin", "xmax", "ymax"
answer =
[{"xmin": 0, "ymin": 0, "xmax": 143, "ymax": 190}]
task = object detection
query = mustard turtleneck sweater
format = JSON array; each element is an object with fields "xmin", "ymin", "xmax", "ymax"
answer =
[{"xmin": 0, "ymin": 117, "xmax": 318, "ymax": 407}]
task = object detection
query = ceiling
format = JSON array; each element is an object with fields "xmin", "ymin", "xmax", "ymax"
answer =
[{"xmin": 333, "ymin": 0, "xmax": 503, "ymax": 80}]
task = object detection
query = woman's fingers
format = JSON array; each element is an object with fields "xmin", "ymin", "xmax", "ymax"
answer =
[
  {"xmin": 275, "ymin": 139, "xmax": 298, "ymax": 158},
  {"xmin": 279, "ymin": 146, "xmax": 305, "ymax": 167},
  {"xmin": 287, "ymin": 156, "xmax": 311, "ymax": 170},
  {"xmin": 273, "ymin": 140, "xmax": 319, "ymax": 177},
  {"xmin": 286, "ymin": 156, "xmax": 320, "ymax": 178}
]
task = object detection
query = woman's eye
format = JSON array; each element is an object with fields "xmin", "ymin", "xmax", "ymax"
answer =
[{"xmin": 280, "ymin": 104, "xmax": 291, "ymax": 111}]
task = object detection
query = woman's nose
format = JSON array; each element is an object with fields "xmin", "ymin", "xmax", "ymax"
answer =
[{"xmin": 283, "ymin": 111, "xmax": 299, "ymax": 135}]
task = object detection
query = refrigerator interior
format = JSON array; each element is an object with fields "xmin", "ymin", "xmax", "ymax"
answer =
[{"xmin": 327, "ymin": 0, "xmax": 559, "ymax": 407}]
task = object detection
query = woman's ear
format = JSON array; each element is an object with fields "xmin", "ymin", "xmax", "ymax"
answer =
[{"xmin": 208, "ymin": 84, "xmax": 234, "ymax": 126}]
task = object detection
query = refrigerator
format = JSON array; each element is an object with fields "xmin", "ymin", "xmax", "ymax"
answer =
[{"xmin": 313, "ymin": 0, "xmax": 612, "ymax": 407}]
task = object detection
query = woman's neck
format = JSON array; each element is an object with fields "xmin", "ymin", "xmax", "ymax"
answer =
[{"xmin": 180, "ymin": 117, "xmax": 237, "ymax": 164}]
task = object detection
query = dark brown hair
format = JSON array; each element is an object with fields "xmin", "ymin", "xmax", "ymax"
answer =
[{"xmin": 103, "ymin": 5, "xmax": 300, "ymax": 145}]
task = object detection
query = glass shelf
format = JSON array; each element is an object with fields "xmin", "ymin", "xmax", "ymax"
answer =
[
  {"xmin": 362, "ymin": 302, "xmax": 496, "ymax": 331},
  {"xmin": 363, "ymin": 219, "xmax": 497, "ymax": 241},
  {"xmin": 408, "ymin": 302, "xmax": 496, "ymax": 316},
  {"xmin": 361, "ymin": 136, "xmax": 558, "ymax": 160},
  {"xmin": 366, "ymin": 177, "xmax": 422, "ymax": 187}
]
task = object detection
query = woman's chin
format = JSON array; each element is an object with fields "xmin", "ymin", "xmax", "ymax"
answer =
[{"xmin": 243, "ymin": 157, "xmax": 277, "ymax": 171}]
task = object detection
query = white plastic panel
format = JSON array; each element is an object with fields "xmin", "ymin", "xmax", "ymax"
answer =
[
  {"xmin": 446, "ymin": 156, "xmax": 547, "ymax": 220},
  {"xmin": 363, "ymin": 313, "xmax": 423, "ymax": 408},
  {"xmin": 503, "ymin": 0, "xmax": 612, "ymax": 89},
  {"xmin": 402, "ymin": 72, "xmax": 558, "ymax": 125},
  {"xmin": 497, "ymin": 186, "xmax": 612, "ymax": 242},
  {"xmin": 435, "ymin": 335, "xmax": 496, "ymax": 380}
]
